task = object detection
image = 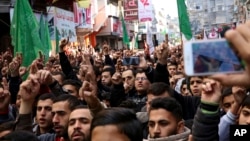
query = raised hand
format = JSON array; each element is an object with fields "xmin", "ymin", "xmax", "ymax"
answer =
[
  {"xmin": 102, "ymin": 44, "xmax": 109, "ymax": 55},
  {"xmin": 19, "ymin": 66, "xmax": 27, "ymax": 77},
  {"xmin": 156, "ymin": 42, "xmax": 169, "ymax": 65},
  {"xmin": 19, "ymin": 75, "xmax": 40, "ymax": 102},
  {"xmin": 9, "ymin": 58, "xmax": 21, "ymax": 77},
  {"xmin": 201, "ymin": 78, "xmax": 221, "ymax": 103},
  {"xmin": 60, "ymin": 37, "xmax": 69, "ymax": 52},
  {"xmin": 232, "ymin": 86, "xmax": 247, "ymax": 105},
  {"xmin": 0, "ymin": 77, "xmax": 10, "ymax": 111},
  {"xmin": 138, "ymin": 54, "xmax": 148, "ymax": 70},
  {"xmin": 36, "ymin": 70, "xmax": 55, "ymax": 85},
  {"xmin": 111, "ymin": 72, "xmax": 123, "ymax": 85}
]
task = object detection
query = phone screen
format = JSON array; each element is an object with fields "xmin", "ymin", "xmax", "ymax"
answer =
[
  {"xmin": 123, "ymin": 57, "xmax": 140, "ymax": 66},
  {"xmin": 191, "ymin": 40, "xmax": 244, "ymax": 74}
]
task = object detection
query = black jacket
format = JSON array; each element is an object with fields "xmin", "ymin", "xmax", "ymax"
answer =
[{"xmin": 192, "ymin": 102, "xmax": 220, "ymax": 141}]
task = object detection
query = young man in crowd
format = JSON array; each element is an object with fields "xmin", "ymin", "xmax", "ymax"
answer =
[
  {"xmin": 67, "ymin": 105, "xmax": 93, "ymax": 141},
  {"xmin": 147, "ymin": 97, "xmax": 190, "ymax": 141},
  {"xmin": 33, "ymin": 93, "xmax": 55, "ymax": 135}
]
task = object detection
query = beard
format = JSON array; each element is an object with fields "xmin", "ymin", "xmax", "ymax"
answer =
[
  {"xmin": 152, "ymin": 127, "xmax": 178, "ymax": 139},
  {"xmin": 70, "ymin": 130, "xmax": 90, "ymax": 141}
]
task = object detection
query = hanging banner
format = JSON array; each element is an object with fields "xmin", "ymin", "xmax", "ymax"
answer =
[
  {"xmin": 73, "ymin": 2, "xmax": 92, "ymax": 29},
  {"xmin": 124, "ymin": 0, "xmax": 138, "ymax": 21},
  {"xmin": 138, "ymin": 0, "xmax": 153, "ymax": 22},
  {"xmin": 47, "ymin": 7, "xmax": 76, "ymax": 42}
]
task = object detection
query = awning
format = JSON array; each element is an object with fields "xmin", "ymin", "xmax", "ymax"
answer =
[{"xmin": 76, "ymin": 28, "xmax": 92, "ymax": 36}]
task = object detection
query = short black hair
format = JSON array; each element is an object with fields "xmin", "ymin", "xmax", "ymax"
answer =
[
  {"xmin": 241, "ymin": 95, "xmax": 250, "ymax": 109},
  {"xmin": 122, "ymin": 69, "xmax": 136, "ymax": 77},
  {"xmin": 91, "ymin": 108, "xmax": 143, "ymax": 141},
  {"xmin": 102, "ymin": 67, "xmax": 115, "ymax": 76},
  {"xmin": 147, "ymin": 82, "xmax": 174, "ymax": 97},
  {"xmin": 149, "ymin": 97, "xmax": 183, "ymax": 122},
  {"xmin": 221, "ymin": 87, "xmax": 233, "ymax": 102},
  {"xmin": 118, "ymin": 100, "xmax": 137, "ymax": 112},
  {"xmin": 38, "ymin": 93, "xmax": 56, "ymax": 101},
  {"xmin": 181, "ymin": 79, "xmax": 187, "ymax": 90},
  {"xmin": 0, "ymin": 121, "xmax": 15, "ymax": 133},
  {"xmin": 0, "ymin": 130, "xmax": 39, "ymax": 141},
  {"xmin": 62, "ymin": 79, "xmax": 82, "ymax": 91},
  {"xmin": 53, "ymin": 94, "xmax": 81, "ymax": 111}
]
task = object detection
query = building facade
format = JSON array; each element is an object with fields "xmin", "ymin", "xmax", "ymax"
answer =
[{"xmin": 186, "ymin": 0, "xmax": 235, "ymax": 34}]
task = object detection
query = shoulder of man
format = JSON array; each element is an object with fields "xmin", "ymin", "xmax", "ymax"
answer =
[
  {"xmin": 136, "ymin": 112, "xmax": 148, "ymax": 123},
  {"xmin": 38, "ymin": 133, "xmax": 57, "ymax": 141}
]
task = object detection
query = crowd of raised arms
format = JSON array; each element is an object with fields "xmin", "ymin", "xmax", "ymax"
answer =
[{"xmin": 1, "ymin": 21, "xmax": 250, "ymax": 141}]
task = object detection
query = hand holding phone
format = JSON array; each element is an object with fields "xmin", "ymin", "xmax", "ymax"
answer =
[{"xmin": 184, "ymin": 39, "xmax": 244, "ymax": 76}]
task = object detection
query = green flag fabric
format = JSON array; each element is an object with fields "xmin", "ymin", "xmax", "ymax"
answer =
[
  {"xmin": 134, "ymin": 34, "xmax": 138, "ymax": 49},
  {"xmin": 121, "ymin": 16, "xmax": 130, "ymax": 46},
  {"xmin": 10, "ymin": 0, "xmax": 43, "ymax": 67},
  {"xmin": 39, "ymin": 14, "xmax": 52, "ymax": 61},
  {"xmin": 55, "ymin": 27, "xmax": 60, "ymax": 53},
  {"xmin": 177, "ymin": 0, "xmax": 192, "ymax": 40}
]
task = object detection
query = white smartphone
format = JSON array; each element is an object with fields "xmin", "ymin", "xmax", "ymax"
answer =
[{"xmin": 184, "ymin": 39, "xmax": 245, "ymax": 76}]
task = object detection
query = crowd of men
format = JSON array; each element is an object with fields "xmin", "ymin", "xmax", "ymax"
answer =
[{"xmin": 1, "ymin": 21, "xmax": 250, "ymax": 141}]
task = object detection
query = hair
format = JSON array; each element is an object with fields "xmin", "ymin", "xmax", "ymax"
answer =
[
  {"xmin": 118, "ymin": 100, "xmax": 137, "ymax": 112},
  {"xmin": 122, "ymin": 69, "xmax": 136, "ymax": 77},
  {"xmin": 53, "ymin": 94, "xmax": 81, "ymax": 111},
  {"xmin": 241, "ymin": 95, "xmax": 250, "ymax": 109},
  {"xmin": 167, "ymin": 61, "xmax": 178, "ymax": 67},
  {"xmin": 221, "ymin": 87, "xmax": 233, "ymax": 102},
  {"xmin": 0, "ymin": 121, "xmax": 15, "ymax": 133},
  {"xmin": 102, "ymin": 67, "xmax": 115, "ymax": 76},
  {"xmin": 180, "ymin": 79, "xmax": 187, "ymax": 90},
  {"xmin": 149, "ymin": 97, "xmax": 183, "ymax": 122},
  {"xmin": 90, "ymin": 108, "xmax": 143, "ymax": 141},
  {"xmin": 38, "ymin": 93, "xmax": 56, "ymax": 101},
  {"xmin": 147, "ymin": 82, "xmax": 174, "ymax": 97},
  {"xmin": 71, "ymin": 105, "xmax": 89, "ymax": 114},
  {"xmin": 62, "ymin": 79, "xmax": 82, "ymax": 91},
  {"xmin": 0, "ymin": 130, "xmax": 39, "ymax": 141}
]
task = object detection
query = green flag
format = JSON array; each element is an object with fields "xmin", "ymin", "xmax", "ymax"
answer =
[
  {"xmin": 55, "ymin": 27, "xmax": 60, "ymax": 53},
  {"xmin": 39, "ymin": 14, "xmax": 51, "ymax": 61},
  {"xmin": 177, "ymin": 0, "xmax": 192, "ymax": 40},
  {"xmin": 10, "ymin": 0, "xmax": 43, "ymax": 67},
  {"xmin": 121, "ymin": 16, "xmax": 130, "ymax": 46},
  {"xmin": 134, "ymin": 34, "xmax": 138, "ymax": 49}
]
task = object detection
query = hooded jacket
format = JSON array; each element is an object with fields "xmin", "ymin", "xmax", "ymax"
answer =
[{"xmin": 145, "ymin": 127, "xmax": 191, "ymax": 141}]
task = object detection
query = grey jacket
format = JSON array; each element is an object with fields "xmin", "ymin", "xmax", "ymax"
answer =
[{"xmin": 145, "ymin": 127, "xmax": 191, "ymax": 141}]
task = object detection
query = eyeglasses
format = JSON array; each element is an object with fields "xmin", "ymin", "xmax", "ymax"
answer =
[{"xmin": 135, "ymin": 77, "xmax": 148, "ymax": 81}]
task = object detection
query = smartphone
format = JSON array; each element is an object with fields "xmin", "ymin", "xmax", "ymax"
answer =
[
  {"xmin": 123, "ymin": 57, "xmax": 140, "ymax": 66},
  {"xmin": 184, "ymin": 39, "xmax": 244, "ymax": 76}
]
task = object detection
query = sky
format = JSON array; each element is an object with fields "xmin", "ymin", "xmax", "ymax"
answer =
[{"xmin": 152, "ymin": 0, "xmax": 178, "ymax": 18}]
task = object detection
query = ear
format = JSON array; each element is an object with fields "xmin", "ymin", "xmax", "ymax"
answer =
[{"xmin": 177, "ymin": 120, "xmax": 184, "ymax": 134}]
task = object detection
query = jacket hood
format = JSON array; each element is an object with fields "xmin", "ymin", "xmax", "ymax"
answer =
[{"xmin": 147, "ymin": 127, "xmax": 191, "ymax": 141}]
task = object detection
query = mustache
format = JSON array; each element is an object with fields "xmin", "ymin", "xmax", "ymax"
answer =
[{"xmin": 71, "ymin": 130, "xmax": 85, "ymax": 137}]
